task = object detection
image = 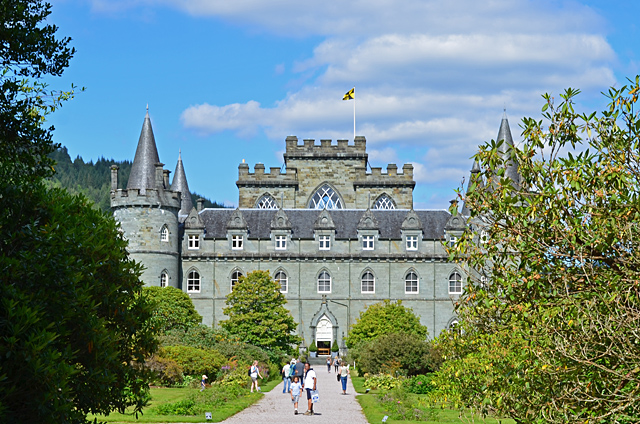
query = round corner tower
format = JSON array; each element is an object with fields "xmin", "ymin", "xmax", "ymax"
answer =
[{"xmin": 110, "ymin": 110, "xmax": 182, "ymax": 288}]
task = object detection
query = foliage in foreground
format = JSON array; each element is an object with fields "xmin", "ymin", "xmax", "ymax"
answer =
[
  {"xmin": 345, "ymin": 300, "xmax": 428, "ymax": 348},
  {"xmin": 438, "ymin": 78, "xmax": 640, "ymax": 423},
  {"xmin": 222, "ymin": 270, "xmax": 301, "ymax": 354}
]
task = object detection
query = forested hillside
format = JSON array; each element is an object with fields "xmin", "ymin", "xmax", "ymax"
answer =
[{"xmin": 47, "ymin": 147, "xmax": 226, "ymax": 211}]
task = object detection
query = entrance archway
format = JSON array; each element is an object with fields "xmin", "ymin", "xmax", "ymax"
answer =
[{"xmin": 316, "ymin": 315, "xmax": 333, "ymax": 355}]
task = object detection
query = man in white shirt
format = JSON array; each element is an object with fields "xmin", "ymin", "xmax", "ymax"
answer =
[
  {"xmin": 302, "ymin": 362, "xmax": 317, "ymax": 415},
  {"xmin": 281, "ymin": 361, "xmax": 291, "ymax": 394}
]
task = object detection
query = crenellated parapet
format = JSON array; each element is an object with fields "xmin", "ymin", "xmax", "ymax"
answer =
[
  {"xmin": 110, "ymin": 187, "xmax": 182, "ymax": 210},
  {"xmin": 236, "ymin": 163, "xmax": 299, "ymax": 188},
  {"xmin": 354, "ymin": 163, "xmax": 416, "ymax": 188},
  {"xmin": 284, "ymin": 135, "xmax": 368, "ymax": 160}
]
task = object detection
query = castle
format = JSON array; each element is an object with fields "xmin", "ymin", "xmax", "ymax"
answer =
[{"xmin": 110, "ymin": 109, "xmax": 516, "ymax": 352}]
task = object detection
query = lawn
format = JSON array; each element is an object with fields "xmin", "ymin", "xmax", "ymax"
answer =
[
  {"xmin": 352, "ymin": 376, "xmax": 515, "ymax": 424},
  {"xmin": 89, "ymin": 378, "xmax": 280, "ymax": 423}
]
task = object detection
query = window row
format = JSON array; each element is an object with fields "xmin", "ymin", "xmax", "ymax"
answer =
[
  {"xmin": 257, "ymin": 189, "xmax": 397, "ymax": 210},
  {"xmin": 185, "ymin": 234, "xmax": 423, "ymax": 252},
  {"xmin": 183, "ymin": 269, "xmax": 464, "ymax": 295}
]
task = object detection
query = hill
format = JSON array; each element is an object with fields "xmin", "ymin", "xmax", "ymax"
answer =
[{"xmin": 47, "ymin": 147, "xmax": 227, "ymax": 211}]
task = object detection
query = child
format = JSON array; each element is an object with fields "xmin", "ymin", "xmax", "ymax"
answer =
[{"xmin": 290, "ymin": 375, "xmax": 302, "ymax": 415}]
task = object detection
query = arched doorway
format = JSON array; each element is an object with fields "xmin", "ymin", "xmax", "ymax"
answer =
[{"xmin": 316, "ymin": 315, "xmax": 333, "ymax": 356}]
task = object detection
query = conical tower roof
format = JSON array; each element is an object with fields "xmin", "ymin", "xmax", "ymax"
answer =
[
  {"xmin": 462, "ymin": 159, "xmax": 482, "ymax": 216},
  {"xmin": 171, "ymin": 150, "xmax": 193, "ymax": 216},
  {"xmin": 127, "ymin": 108, "xmax": 160, "ymax": 191},
  {"xmin": 496, "ymin": 111, "xmax": 520, "ymax": 187}
]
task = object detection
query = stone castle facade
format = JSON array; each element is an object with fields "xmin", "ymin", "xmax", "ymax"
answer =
[{"xmin": 110, "ymin": 109, "xmax": 516, "ymax": 352}]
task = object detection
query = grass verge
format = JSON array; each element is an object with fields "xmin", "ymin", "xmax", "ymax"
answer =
[
  {"xmin": 352, "ymin": 376, "xmax": 514, "ymax": 424},
  {"xmin": 90, "ymin": 378, "xmax": 280, "ymax": 423}
]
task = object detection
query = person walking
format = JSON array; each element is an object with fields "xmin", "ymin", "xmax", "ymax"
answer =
[
  {"xmin": 282, "ymin": 361, "xmax": 292, "ymax": 394},
  {"xmin": 339, "ymin": 362, "xmax": 350, "ymax": 395},
  {"xmin": 250, "ymin": 360, "xmax": 262, "ymax": 393},
  {"xmin": 326, "ymin": 356, "xmax": 332, "ymax": 373},
  {"xmin": 302, "ymin": 362, "xmax": 317, "ymax": 415},
  {"xmin": 200, "ymin": 374, "xmax": 208, "ymax": 392},
  {"xmin": 290, "ymin": 375, "xmax": 302, "ymax": 415},
  {"xmin": 334, "ymin": 356, "xmax": 340, "ymax": 373}
]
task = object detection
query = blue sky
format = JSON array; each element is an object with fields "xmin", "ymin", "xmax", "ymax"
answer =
[{"xmin": 47, "ymin": 0, "xmax": 639, "ymax": 209}]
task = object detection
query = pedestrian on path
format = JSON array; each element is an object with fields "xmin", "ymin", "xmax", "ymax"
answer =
[
  {"xmin": 326, "ymin": 357, "xmax": 331, "ymax": 373},
  {"xmin": 339, "ymin": 363, "xmax": 350, "ymax": 395},
  {"xmin": 334, "ymin": 357, "xmax": 340, "ymax": 372},
  {"xmin": 281, "ymin": 361, "xmax": 291, "ymax": 394},
  {"xmin": 200, "ymin": 374, "xmax": 208, "ymax": 392},
  {"xmin": 290, "ymin": 375, "xmax": 302, "ymax": 415},
  {"xmin": 250, "ymin": 360, "xmax": 262, "ymax": 393},
  {"xmin": 302, "ymin": 362, "xmax": 317, "ymax": 415}
]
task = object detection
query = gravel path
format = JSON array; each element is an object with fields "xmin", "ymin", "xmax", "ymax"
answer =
[{"xmin": 219, "ymin": 365, "xmax": 369, "ymax": 423}]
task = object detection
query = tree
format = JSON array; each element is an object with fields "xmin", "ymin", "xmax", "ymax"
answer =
[
  {"xmin": 439, "ymin": 77, "xmax": 640, "ymax": 423},
  {"xmin": 345, "ymin": 300, "xmax": 428, "ymax": 348},
  {"xmin": 221, "ymin": 270, "xmax": 301, "ymax": 354},
  {"xmin": 144, "ymin": 286, "xmax": 202, "ymax": 333},
  {"xmin": 0, "ymin": 2, "xmax": 157, "ymax": 422}
]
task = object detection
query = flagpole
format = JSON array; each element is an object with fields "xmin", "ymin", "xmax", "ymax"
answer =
[{"xmin": 353, "ymin": 86, "xmax": 356, "ymax": 140}]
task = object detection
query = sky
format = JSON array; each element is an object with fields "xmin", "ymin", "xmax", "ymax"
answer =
[{"xmin": 46, "ymin": 0, "xmax": 639, "ymax": 209}]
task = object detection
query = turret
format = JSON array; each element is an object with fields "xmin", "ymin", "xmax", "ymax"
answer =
[
  {"xmin": 171, "ymin": 150, "xmax": 194, "ymax": 218},
  {"xmin": 110, "ymin": 108, "xmax": 181, "ymax": 289},
  {"xmin": 495, "ymin": 111, "xmax": 521, "ymax": 189}
]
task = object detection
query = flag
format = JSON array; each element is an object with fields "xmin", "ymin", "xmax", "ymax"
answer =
[{"xmin": 343, "ymin": 88, "xmax": 354, "ymax": 100}]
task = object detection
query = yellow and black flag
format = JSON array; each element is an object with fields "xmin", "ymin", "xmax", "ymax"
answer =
[{"xmin": 343, "ymin": 87, "xmax": 355, "ymax": 100}]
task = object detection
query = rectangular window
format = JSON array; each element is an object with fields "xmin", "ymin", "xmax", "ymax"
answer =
[
  {"xmin": 449, "ymin": 236, "xmax": 457, "ymax": 248},
  {"xmin": 362, "ymin": 235, "xmax": 374, "ymax": 250},
  {"xmin": 188, "ymin": 234, "xmax": 199, "ymax": 249},
  {"xmin": 232, "ymin": 235, "xmax": 243, "ymax": 250},
  {"xmin": 406, "ymin": 235, "xmax": 418, "ymax": 251},
  {"xmin": 319, "ymin": 235, "xmax": 331, "ymax": 250},
  {"xmin": 275, "ymin": 235, "xmax": 287, "ymax": 250}
]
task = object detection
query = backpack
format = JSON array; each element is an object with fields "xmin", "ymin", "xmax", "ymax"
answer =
[{"xmin": 248, "ymin": 366, "xmax": 252, "ymax": 376}]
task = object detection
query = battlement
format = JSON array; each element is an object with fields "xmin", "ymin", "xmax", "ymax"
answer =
[
  {"xmin": 237, "ymin": 163, "xmax": 299, "ymax": 187},
  {"xmin": 110, "ymin": 188, "xmax": 182, "ymax": 210},
  {"xmin": 284, "ymin": 135, "xmax": 367, "ymax": 159},
  {"xmin": 353, "ymin": 163, "xmax": 415, "ymax": 188}
]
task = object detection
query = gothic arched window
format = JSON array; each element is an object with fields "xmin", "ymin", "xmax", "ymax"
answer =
[
  {"xmin": 274, "ymin": 270, "xmax": 288, "ymax": 293},
  {"xmin": 231, "ymin": 270, "xmax": 243, "ymax": 290},
  {"xmin": 373, "ymin": 194, "xmax": 396, "ymax": 210},
  {"xmin": 256, "ymin": 194, "xmax": 278, "ymax": 209},
  {"xmin": 160, "ymin": 225, "xmax": 169, "ymax": 242},
  {"xmin": 361, "ymin": 271, "xmax": 375, "ymax": 293},
  {"xmin": 308, "ymin": 184, "xmax": 343, "ymax": 210},
  {"xmin": 405, "ymin": 271, "xmax": 419, "ymax": 294},
  {"xmin": 449, "ymin": 271, "xmax": 462, "ymax": 294},
  {"xmin": 160, "ymin": 271, "xmax": 169, "ymax": 288},
  {"xmin": 187, "ymin": 270, "xmax": 200, "ymax": 293},
  {"xmin": 317, "ymin": 271, "xmax": 331, "ymax": 293}
]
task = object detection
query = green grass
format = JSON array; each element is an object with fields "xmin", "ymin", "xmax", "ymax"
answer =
[
  {"xmin": 89, "ymin": 378, "xmax": 280, "ymax": 423},
  {"xmin": 352, "ymin": 376, "xmax": 514, "ymax": 424}
]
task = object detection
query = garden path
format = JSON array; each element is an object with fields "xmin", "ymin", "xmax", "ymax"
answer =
[{"xmin": 219, "ymin": 364, "xmax": 369, "ymax": 423}]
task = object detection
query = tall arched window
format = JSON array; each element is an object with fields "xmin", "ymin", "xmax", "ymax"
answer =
[
  {"xmin": 187, "ymin": 270, "xmax": 200, "ymax": 293},
  {"xmin": 317, "ymin": 271, "xmax": 331, "ymax": 293},
  {"xmin": 449, "ymin": 271, "xmax": 462, "ymax": 294},
  {"xmin": 160, "ymin": 271, "xmax": 168, "ymax": 288},
  {"xmin": 361, "ymin": 271, "xmax": 375, "ymax": 293},
  {"xmin": 405, "ymin": 271, "xmax": 419, "ymax": 293},
  {"xmin": 231, "ymin": 270, "xmax": 243, "ymax": 290},
  {"xmin": 373, "ymin": 194, "xmax": 396, "ymax": 209},
  {"xmin": 160, "ymin": 225, "xmax": 169, "ymax": 242},
  {"xmin": 274, "ymin": 271, "xmax": 288, "ymax": 293},
  {"xmin": 308, "ymin": 184, "xmax": 343, "ymax": 209},
  {"xmin": 256, "ymin": 194, "xmax": 278, "ymax": 209}
]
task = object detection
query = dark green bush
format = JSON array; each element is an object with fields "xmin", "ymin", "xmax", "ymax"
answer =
[
  {"xmin": 353, "ymin": 333, "xmax": 440, "ymax": 376},
  {"xmin": 404, "ymin": 374, "xmax": 434, "ymax": 394},
  {"xmin": 145, "ymin": 354, "xmax": 184, "ymax": 386}
]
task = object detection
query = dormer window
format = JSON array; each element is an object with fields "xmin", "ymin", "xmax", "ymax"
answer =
[
  {"xmin": 319, "ymin": 235, "xmax": 331, "ymax": 250},
  {"xmin": 406, "ymin": 235, "xmax": 418, "ymax": 251},
  {"xmin": 188, "ymin": 234, "xmax": 199, "ymax": 249},
  {"xmin": 362, "ymin": 235, "xmax": 375, "ymax": 250},
  {"xmin": 232, "ymin": 235, "xmax": 243, "ymax": 250},
  {"xmin": 275, "ymin": 235, "xmax": 287, "ymax": 250}
]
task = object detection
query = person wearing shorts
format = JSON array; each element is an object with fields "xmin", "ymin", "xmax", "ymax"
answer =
[
  {"xmin": 250, "ymin": 360, "xmax": 262, "ymax": 393},
  {"xmin": 290, "ymin": 376, "xmax": 302, "ymax": 415},
  {"xmin": 302, "ymin": 362, "xmax": 317, "ymax": 415}
]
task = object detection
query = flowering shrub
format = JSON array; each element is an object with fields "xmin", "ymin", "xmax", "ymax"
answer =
[
  {"xmin": 404, "ymin": 374, "xmax": 434, "ymax": 395},
  {"xmin": 365, "ymin": 373, "xmax": 403, "ymax": 390}
]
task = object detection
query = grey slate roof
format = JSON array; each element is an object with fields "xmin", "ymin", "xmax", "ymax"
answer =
[
  {"xmin": 199, "ymin": 209, "xmax": 451, "ymax": 240},
  {"xmin": 171, "ymin": 151, "xmax": 193, "ymax": 216},
  {"xmin": 127, "ymin": 110, "xmax": 160, "ymax": 191}
]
